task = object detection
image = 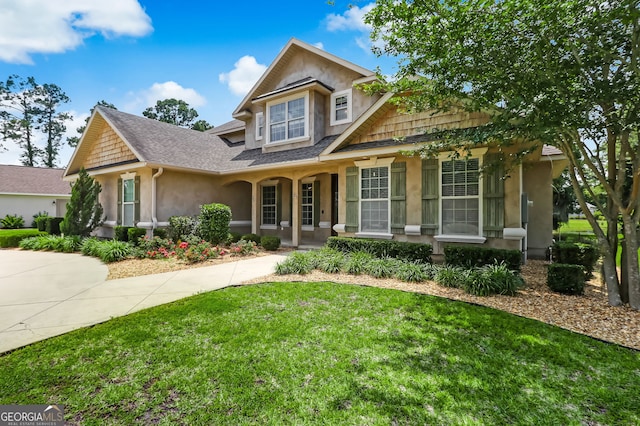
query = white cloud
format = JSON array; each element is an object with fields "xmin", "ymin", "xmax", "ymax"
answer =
[
  {"xmin": 125, "ymin": 81, "xmax": 207, "ymax": 112},
  {"xmin": 0, "ymin": 0, "xmax": 153, "ymax": 64},
  {"xmin": 219, "ymin": 56, "xmax": 267, "ymax": 96},
  {"xmin": 325, "ymin": 3, "xmax": 374, "ymax": 32},
  {"xmin": 313, "ymin": 42, "xmax": 325, "ymax": 50}
]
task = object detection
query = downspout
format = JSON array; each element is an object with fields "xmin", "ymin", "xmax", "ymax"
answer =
[{"xmin": 152, "ymin": 167, "xmax": 164, "ymax": 230}]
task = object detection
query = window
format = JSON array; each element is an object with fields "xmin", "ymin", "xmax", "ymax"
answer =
[
  {"xmin": 262, "ymin": 185, "xmax": 277, "ymax": 226},
  {"xmin": 267, "ymin": 94, "xmax": 307, "ymax": 143},
  {"xmin": 256, "ymin": 112, "xmax": 264, "ymax": 141},
  {"xmin": 360, "ymin": 166, "xmax": 389, "ymax": 232},
  {"xmin": 122, "ymin": 178, "xmax": 135, "ymax": 227},
  {"xmin": 330, "ymin": 89, "xmax": 352, "ymax": 125},
  {"xmin": 301, "ymin": 182, "xmax": 313, "ymax": 227},
  {"xmin": 441, "ymin": 158, "xmax": 480, "ymax": 235}
]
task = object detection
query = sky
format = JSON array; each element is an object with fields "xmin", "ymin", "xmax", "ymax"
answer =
[{"xmin": 0, "ymin": 0, "xmax": 398, "ymax": 168}]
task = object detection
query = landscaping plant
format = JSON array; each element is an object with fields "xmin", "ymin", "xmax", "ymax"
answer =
[
  {"xmin": 60, "ymin": 167, "xmax": 104, "ymax": 237},
  {"xmin": 199, "ymin": 203, "xmax": 232, "ymax": 245},
  {"xmin": 1, "ymin": 214, "xmax": 24, "ymax": 229}
]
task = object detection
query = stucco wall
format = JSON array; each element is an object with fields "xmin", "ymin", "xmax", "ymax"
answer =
[{"xmin": 0, "ymin": 195, "xmax": 69, "ymax": 226}]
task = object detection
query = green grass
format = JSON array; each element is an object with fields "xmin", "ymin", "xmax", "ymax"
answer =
[
  {"xmin": 557, "ymin": 218, "xmax": 605, "ymax": 233},
  {"xmin": 1, "ymin": 282, "xmax": 638, "ymax": 425}
]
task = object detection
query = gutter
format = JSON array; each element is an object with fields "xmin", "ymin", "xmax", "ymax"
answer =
[{"xmin": 152, "ymin": 167, "xmax": 164, "ymax": 229}]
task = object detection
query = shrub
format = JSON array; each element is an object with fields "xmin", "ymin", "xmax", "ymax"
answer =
[
  {"xmin": 344, "ymin": 251, "xmax": 374, "ymax": 275},
  {"xmin": 114, "ymin": 226, "xmax": 131, "ymax": 242},
  {"xmin": 97, "ymin": 240, "xmax": 133, "ymax": 263},
  {"xmin": 317, "ymin": 249, "xmax": 346, "ymax": 274},
  {"xmin": 241, "ymin": 233, "xmax": 261, "ymax": 245},
  {"xmin": 0, "ymin": 229, "xmax": 46, "ymax": 248},
  {"xmin": 551, "ymin": 241, "xmax": 599, "ymax": 279},
  {"xmin": 461, "ymin": 263, "xmax": 524, "ymax": 296},
  {"xmin": 59, "ymin": 235, "xmax": 83, "ymax": 253},
  {"xmin": 364, "ymin": 258, "xmax": 394, "ymax": 278},
  {"xmin": 1, "ymin": 214, "xmax": 24, "ymax": 229},
  {"xmin": 168, "ymin": 215, "xmax": 200, "ymax": 241},
  {"xmin": 153, "ymin": 228, "xmax": 167, "ymax": 239},
  {"xmin": 326, "ymin": 237, "xmax": 433, "ymax": 263},
  {"xmin": 32, "ymin": 211, "xmax": 49, "ymax": 229},
  {"xmin": 419, "ymin": 262, "xmax": 440, "ymax": 280},
  {"xmin": 45, "ymin": 217, "xmax": 64, "ymax": 235},
  {"xmin": 547, "ymin": 263, "xmax": 586, "ymax": 295},
  {"xmin": 176, "ymin": 239, "xmax": 220, "ymax": 263},
  {"xmin": 444, "ymin": 245, "xmax": 522, "ymax": 271},
  {"xmin": 80, "ymin": 238, "xmax": 102, "ymax": 257},
  {"xmin": 275, "ymin": 252, "xmax": 313, "ymax": 275},
  {"xmin": 199, "ymin": 203, "xmax": 232, "ymax": 245},
  {"xmin": 127, "ymin": 227, "xmax": 147, "ymax": 245},
  {"xmin": 227, "ymin": 232, "xmax": 243, "ymax": 244},
  {"xmin": 435, "ymin": 265, "xmax": 465, "ymax": 288},
  {"xmin": 260, "ymin": 236, "xmax": 281, "ymax": 251},
  {"xmin": 394, "ymin": 262, "xmax": 429, "ymax": 282},
  {"xmin": 229, "ymin": 239, "xmax": 259, "ymax": 256},
  {"xmin": 135, "ymin": 236, "xmax": 177, "ymax": 259},
  {"xmin": 60, "ymin": 167, "xmax": 104, "ymax": 237}
]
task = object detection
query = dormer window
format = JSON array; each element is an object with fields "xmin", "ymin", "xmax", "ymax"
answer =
[
  {"xmin": 267, "ymin": 93, "xmax": 309, "ymax": 144},
  {"xmin": 330, "ymin": 89, "xmax": 352, "ymax": 126},
  {"xmin": 256, "ymin": 112, "xmax": 264, "ymax": 141}
]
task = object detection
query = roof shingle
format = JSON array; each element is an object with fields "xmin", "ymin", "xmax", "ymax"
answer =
[{"xmin": 0, "ymin": 165, "xmax": 71, "ymax": 195}]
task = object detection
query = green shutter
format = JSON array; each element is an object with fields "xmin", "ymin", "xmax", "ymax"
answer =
[
  {"xmin": 483, "ymin": 154, "xmax": 504, "ymax": 238},
  {"xmin": 390, "ymin": 162, "xmax": 406, "ymax": 234},
  {"xmin": 117, "ymin": 178, "xmax": 122, "ymax": 225},
  {"xmin": 313, "ymin": 180, "xmax": 321, "ymax": 227},
  {"xmin": 345, "ymin": 166, "xmax": 359, "ymax": 232},
  {"xmin": 276, "ymin": 183, "xmax": 282, "ymax": 227},
  {"xmin": 134, "ymin": 176, "xmax": 141, "ymax": 225},
  {"xmin": 421, "ymin": 159, "xmax": 439, "ymax": 235}
]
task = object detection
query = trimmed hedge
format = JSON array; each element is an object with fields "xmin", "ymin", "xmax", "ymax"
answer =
[
  {"xmin": 260, "ymin": 235, "xmax": 281, "ymax": 251},
  {"xmin": 241, "ymin": 233, "xmax": 261, "ymax": 245},
  {"xmin": 0, "ymin": 229, "xmax": 47, "ymax": 248},
  {"xmin": 127, "ymin": 227, "xmax": 147, "ymax": 245},
  {"xmin": 114, "ymin": 226, "xmax": 132, "ymax": 242},
  {"xmin": 45, "ymin": 217, "xmax": 64, "ymax": 235},
  {"xmin": 444, "ymin": 245, "xmax": 521, "ymax": 271},
  {"xmin": 547, "ymin": 263, "xmax": 586, "ymax": 295},
  {"xmin": 326, "ymin": 237, "xmax": 433, "ymax": 263},
  {"xmin": 199, "ymin": 203, "xmax": 232, "ymax": 245},
  {"xmin": 551, "ymin": 241, "xmax": 599, "ymax": 278}
]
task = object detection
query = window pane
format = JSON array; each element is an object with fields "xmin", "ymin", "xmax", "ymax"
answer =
[
  {"xmin": 270, "ymin": 103, "xmax": 285, "ymax": 123},
  {"xmin": 270, "ymin": 123, "xmax": 285, "ymax": 142},
  {"xmin": 288, "ymin": 118, "xmax": 305, "ymax": 139},
  {"xmin": 288, "ymin": 98, "xmax": 305, "ymax": 119},
  {"xmin": 123, "ymin": 179, "xmax": 134, "ymax": 202},
  {"xmin": 123, "ymin": 204, "xmax": 134, "ymax": 227},
  {"xmin": 361, "ymin": 200, "xmax": 388, "ymax": 232}
]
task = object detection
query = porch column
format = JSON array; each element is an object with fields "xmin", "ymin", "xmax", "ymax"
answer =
[
  {"xmin": 251, "ymin": 181, "xmax": 258, "ymax": 234},
  {"xmin": 292, "ymin": 177, "xmax": 300, "ymax": 247}
]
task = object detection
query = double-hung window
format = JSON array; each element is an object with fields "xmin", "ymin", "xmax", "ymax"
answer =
[
  {"xmin": 268, "ymin": 94, "xmax": 307, "ymax": 143},
  {"xmin": 262, "ymin": 185, "xmax": 277, "ymax": 227},
  {"xmin": 301, "ymin": 182, "xmax": 314, "ymax": 227},
  {"xmin": 256, "ymin": 112, "xmax": 264, "ymax": 141},
  {"xmin": 330, "ymin": 89, "xmax": 352, "ymax": 125},
  {"xmin": 360, "ymin": 166, "xmax": 389, "ymax": 233},
  {"xmin": 441, "ymin": 158, "xmax": 480, "ymax": 235},
  {"xmin": 122, "ymin": 178, "xmax": 135, "ymax": 227}
]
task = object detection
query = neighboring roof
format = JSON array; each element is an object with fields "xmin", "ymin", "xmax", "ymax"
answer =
[
  {"xmin": 0, "ymin": 165, "xmax": 71, "ymax": 196},
  {"xmin": 542, "ymin": 145, "xmax": 563, "ymax": 156},
  {"xmin": 206, "ymin": 119, "xmax": 245, "ymax": 136},
  {"xmin": 233, "ymin": 38, "xmax": 375, "ymax": 118}
]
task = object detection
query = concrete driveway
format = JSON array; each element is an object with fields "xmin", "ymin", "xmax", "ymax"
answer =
[{"xmin": 0, "ymin": 249, "xmax": 287, "ymax": 353}]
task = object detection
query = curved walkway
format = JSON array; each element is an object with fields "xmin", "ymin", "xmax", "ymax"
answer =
[{"xmin": 0, "ymin": 249, "xmax": 287, "ymax": 353}]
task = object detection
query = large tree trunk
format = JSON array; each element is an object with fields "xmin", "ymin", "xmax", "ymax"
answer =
[{"xmin": 622, "ymin": 215, "xmax": 640, "ymax": 310}]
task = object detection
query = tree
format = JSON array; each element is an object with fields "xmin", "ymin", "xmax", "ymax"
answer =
[
  {"xmin": 142, "ymin": 98, "xmax": 209, "ymax": 129},
  {"xmin": 67, "ymin": 101, "xmax": 117, "ymax": 148},
  {"xmin": 366, "ymin": 0, "xmax": 640, "ymax": 309},
  {"xmin": 60, "ymin": 167, "xmax": 104, "ymax": 237},
  {"xmin": 192, "ymin": 119, "xmax": 213, "ymax": 132},
  {"xmin": 553, "ymin": 171, "xmax": 578, "ymax": 230},
  {"xmin": 0, "ymin": 75, "xmax": 42, "ymax": 166},
  {"xmin": 36, "ymin": 83, "xmax": 71, "ymax": 167}
]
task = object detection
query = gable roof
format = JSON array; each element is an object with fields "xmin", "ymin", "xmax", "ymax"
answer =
[
  {"xmin": 206, "ymin": 119, "xmax": 245, "ymax": 136},
  {"xmin": 0, "ymin": 165, "xmax": 71, "ymax": 196},
  {"xmin": 232, "ymin": 38, "xmax": 375, "ymax": 118}
]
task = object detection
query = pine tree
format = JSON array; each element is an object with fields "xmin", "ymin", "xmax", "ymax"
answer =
[{"xmin": 60, "ymin": 168, "xmax": 104, "ymax": 237}]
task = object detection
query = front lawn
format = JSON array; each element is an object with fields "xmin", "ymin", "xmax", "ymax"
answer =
[{"xmin": 1, "ymin": 282, "xmax": 637, "ymax": 425}]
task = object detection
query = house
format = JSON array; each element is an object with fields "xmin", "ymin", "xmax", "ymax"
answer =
[
  {"xmin": 64, "ymin": 39, "xmax": 567, "ymax": 259},
  {"xmin": 0, "ymin": 165, "xmax": 71, "ymax": 226}
]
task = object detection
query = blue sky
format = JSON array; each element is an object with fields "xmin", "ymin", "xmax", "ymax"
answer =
[{"xmin": 0, "ymin": 0, "xmax": 397, "ymax": 167}]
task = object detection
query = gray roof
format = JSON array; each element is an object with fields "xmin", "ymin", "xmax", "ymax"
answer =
[
  {"xmin": 206, "ymin": 119, "xmax": 245, "ymax": 136},
  {"xmin": 0, "ymin": 165, "xmax": 71, "ymax": 195}
]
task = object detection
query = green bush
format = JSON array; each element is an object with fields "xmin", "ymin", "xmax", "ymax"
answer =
[
  {"xmin": 114, "ymin": 226, "xmax": 131, "ymax": 242},
  {"xmin": 127, "ymin": 227, "xmax": 147, "ymax": 245},
  {"xmin": 153, "ymin": 228, "xmax": 167, "ymax": 239},
  {"xmin": 275, "ymin": 252, "xmax": 313, "ymax": 275},
  {"xmin": 60, "ymin": 167, "xmax": 104, "ymax": 237},
  {"xmin": 394, "ymin": 262, "xmax": 429, "ymax": 282},
  {"xmin": 364, "ymin": 258, "xmax": 394, "ymax": 278},
  {"xmin": 547, "ymin": 263, "xmax": 586, "ymax": 295},
  {"xmin": 134, "ymin": 236, "xmax": 176, "ymax": 259},
  {"xmin": 326, "ymin": 237, "xmax": 433, "ymax": 263},
  {"xmin": 32, "ymin": 211, "xmax": 49, "ymax": 229},
  {"xmin": 97, "ymin": 240, "xmax": 133, "ymax": 263},
  {"xmin": 434, "ymin": 265, "xmax": 465, "ymax": 288},
  {"xmin": 260, "ymin": 235, "xmax": 281, "ymax": 251},
  {"xmin": 553, "ymin": 231, "xmax": 597, "ymax": 244},
  {"xmin": 45, "ymin": 217, "xmax": 64, "ymax": 235},
  {"xmin": 317, "ymin": 249, "xmax": 346, "ymax": 274},
  {"xmin": 0, "ymin": 229, "xmax": 46, "ymax": 248},
  {"xmin": 444, "ymin": 245, "xmax": 522, "ymax": 271},
  {"xmin": 1, "ymin": 214, "xmax": 24, "ymax": 229},
  {"xmin": 462, "ymin": 263, "xmax": 524, "ymax": 296},
  {"xmin": 241, "ymin": 233, "xmax": 261, "ymax": 245},
  {"xmin": 168, "ymin": 216, "xmax": 200, "ymax": 241},
  {"xmin": 227, "ymin": 232, "xmax": 243, "ymax": 244},
  {"xmin": 18, "ymin": 234, "xmax": 81, "ymax": 252},
  {"xmin": 551, "ymin": 241, "xmax": 599, "ymax": 278},
  {"xmin": 80, "ymin": 238, "xmax": 102, "ymax": 257},
  {"xmin": 343, "ymin": 251, "xmax": 374, "ymax": 275},
  {"xmin": 229, "ymin": 239, "xmax": 259, "ymax": 256},
  {"xmin": 199, "ymin": 203, "xmax": 232, "ymax": 245}
]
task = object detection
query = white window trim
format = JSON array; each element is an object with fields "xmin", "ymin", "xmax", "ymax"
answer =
[
  {"xmin": 255, "ymin": 112, "xmax": 264, "ymax": 141},
  {"xmin": 436, "ymin": 147, "xmax": 488, "ymax": 242},
  {"xmin": 120, "ymin": 172, "xmax": 136, "ymax": 227},
  {"xmin": 301, "ymin": 181, "xmax": 314, "ymax": 231},
  {"xmin": 330, "ymin": 88, "xmax": 352, "ymax": 126},
  {"xmin": 260, "ymin": 181, "xmax": 278, "ymax": 230},
  {"xmin": 358, "ymin": 165, "xmax": 391, "ymax": 234},
  {"xmin": 266, "ymin": 92, "xmax": 309, "ymax": 145}
]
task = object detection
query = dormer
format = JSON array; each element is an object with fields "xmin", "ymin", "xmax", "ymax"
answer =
[{"xmin": 232, "ymin": 38, "xmax": 379, "ymax": 153}]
